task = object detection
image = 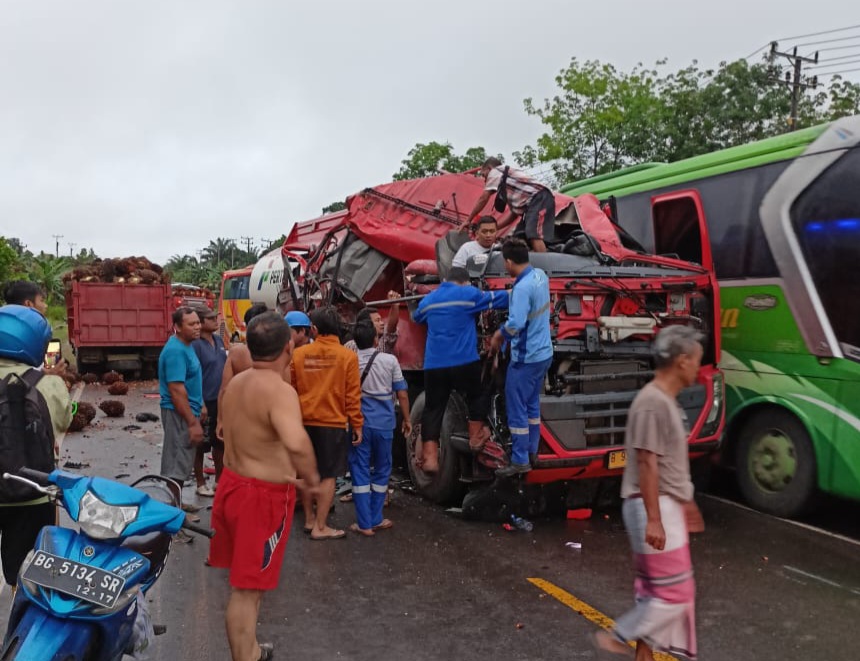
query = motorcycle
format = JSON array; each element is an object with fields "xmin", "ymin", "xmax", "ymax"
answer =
[{"xmin": 0, "ymin": 467, "xmax": 212, "ymax": 660}]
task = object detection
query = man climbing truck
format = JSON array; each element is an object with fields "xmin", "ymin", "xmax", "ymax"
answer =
[{"xmin": 262, "ymin": 171, "xmax": 725, "ymax": 512}]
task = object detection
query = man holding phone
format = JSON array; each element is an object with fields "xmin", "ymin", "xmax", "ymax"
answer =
[{"xmin": 3, "ymin": 281, "xmax": 67, "ymax": 376}]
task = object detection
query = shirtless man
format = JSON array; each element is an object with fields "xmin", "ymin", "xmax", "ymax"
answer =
[
  {"xmin": 215, "ymin": 304, "xmax": 268, "ymax": 441},
  {"xmin": 209, "ymin": 311, "xmax": 321, "ymax": 661}
]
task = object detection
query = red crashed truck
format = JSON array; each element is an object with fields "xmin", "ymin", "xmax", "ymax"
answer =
[{"xmin": 271, "ymin": 173, "xmax": 725, "ymax": 511}]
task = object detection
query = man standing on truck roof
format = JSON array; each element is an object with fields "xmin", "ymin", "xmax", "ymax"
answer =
[
  {"xmin": 158, "ymin": 307, "xmax": 205, "ymax": 509},
  {"xmin": 412, "ymin": 267, "xmax": 508, "ymax": 473},
  {"xmin": 465, "ymin": 157, "xmax": 555, "ymax": 253},
  {"xmin": 192, "ymin": 309, "xmax": 228, "ymax": 492},
  {"xmin": 490, "ymin": 239, "xmax": 553, "ymax": 477}
]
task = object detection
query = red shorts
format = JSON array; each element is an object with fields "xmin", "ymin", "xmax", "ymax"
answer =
[{"xmin": 208, "ymin": 467, "xmax": 296, "ymax": 590}]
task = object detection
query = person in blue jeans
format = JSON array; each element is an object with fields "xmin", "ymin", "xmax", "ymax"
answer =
[
  {"xmin": 347, "ymin": 321, "xmax": 412, "ymax": 536},
  {"xmin": 490, "ymin": 239, "xmax": 553, "ymax": 477}
]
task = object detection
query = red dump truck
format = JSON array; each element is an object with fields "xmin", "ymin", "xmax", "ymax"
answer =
[{"xmin": 65, "ymin": 281, "xmax": 173, "ymax": 375}]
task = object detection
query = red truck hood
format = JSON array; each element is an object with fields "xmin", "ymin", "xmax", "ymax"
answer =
[{"xmin": 283, "ymin": 172, "xmax": 642, "ymax": 264}]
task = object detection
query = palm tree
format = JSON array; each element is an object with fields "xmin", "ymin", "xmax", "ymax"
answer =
[
  {"xmin": 201, "ymin": 238, "xmax": 238, "ymax": 267},
  {"xmin": 29, "ymin": 255, "xmax": 71, "ymax": 304}
]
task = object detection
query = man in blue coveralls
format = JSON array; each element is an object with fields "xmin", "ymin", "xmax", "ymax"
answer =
[
  {"xmin": 412, "ymin": 267, "xmax": 508, "ymax": 473},
  {"xmin": 490, "ymin": 239, "xmax": 553, "ymax": 477}
]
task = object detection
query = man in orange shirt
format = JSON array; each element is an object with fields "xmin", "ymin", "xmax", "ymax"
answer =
[{"xmin": 291, "ymin": 306, "xmax": 362, "ymax": 540}]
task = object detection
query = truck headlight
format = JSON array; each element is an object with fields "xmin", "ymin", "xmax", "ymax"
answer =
[
  {"xmin": 699, "ymin": 373, "xmax": 723, "ymax": 439},
  {"xmin": 78, "ymin": 492, "xmax": 138, "ymax": 540}
]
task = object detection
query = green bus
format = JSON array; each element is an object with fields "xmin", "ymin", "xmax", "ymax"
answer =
[{"xmin": 562, "ymin": 116, "xmax": 860, "ymax": 517}]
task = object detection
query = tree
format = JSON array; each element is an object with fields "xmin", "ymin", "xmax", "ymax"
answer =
[
  {"xmin": 322, "ymin": 201, "xmax": 346, "ymax": 214},
  {"xmin": 393, "ymin": 142, "xmax": 498, "ymax": 180},
  {"xmin": 516, "ymin": 57, "xmax": 860, "ymax": 184},
  {"xmin": 28, "ymin": 255, "xmax": 70, "ymax": 304},
  {"xmin": 0, "ymin": 237, "xmax": 22, "ymax": 288}
]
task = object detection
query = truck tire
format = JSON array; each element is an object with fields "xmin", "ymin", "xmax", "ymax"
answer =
[
  {"xmin": 736, "ymin": 409, "xmax": 817, "ymax": 518},
  {"xmin": 406, "ymin": 392, "xmax": 467, "ymax": 505}
]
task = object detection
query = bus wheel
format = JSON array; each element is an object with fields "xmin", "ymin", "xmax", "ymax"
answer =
[
  {"xmin": 736, "ymin": 410, "xmax": 816, "ymax": 518},
  {"xmin": 406, "ymin": 392, "xmax": 467, "ymax": 505}
]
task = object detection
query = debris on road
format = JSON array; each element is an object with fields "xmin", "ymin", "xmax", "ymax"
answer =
[
  {"xmin": 567, "ymin": 508, "xmax": 592, "ymax": 520},
  {"xmin": 122, "ymin": 425, "xmax": 142, "ymax": 432},
  {"xmin": 108, "ymin": 381, "xmax": 130, "ymax": 396},
  {"xmin": 102, "ymin": 371, "xmax": 123, "ymax": 385},
  {"xmin": 99, "ymin": 400, "xmax": 126, "ymax": 417},
  {"xmin": 565, "ymin": 542, "xmax": 583, "ymax": 550},
  {"xmin": 63, "ymin": 461, "xmax": 91, "ymax": 469},
  {"xmin": 135, "ymin": 412, "xmax": 159, "ymax": 422}
]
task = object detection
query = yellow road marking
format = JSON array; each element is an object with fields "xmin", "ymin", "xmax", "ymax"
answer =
[{"xmin": 527, "ymin": 577, "xmax": 679, "ymax": 661}]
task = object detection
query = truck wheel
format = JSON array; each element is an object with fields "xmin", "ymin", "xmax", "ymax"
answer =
[
  {"xmin": 406, "ymin": 392, "xmax": 467, "ymax": 505},
  {"xmin": 736, "ymin": 409, "xmax": 817, "ymax": 518}
]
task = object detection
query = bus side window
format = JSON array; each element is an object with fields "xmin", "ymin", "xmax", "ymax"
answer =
[{"xmin": 652, "ymin": 194, "xmax": 704, "ymax": 266}]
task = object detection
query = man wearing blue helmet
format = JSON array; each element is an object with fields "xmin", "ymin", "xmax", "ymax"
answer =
[
  {"xmin": 285, "ymin": 310, "xmax": 312, "ymax": 348},
  {"xmin": 0, "ymin": 305, "xmax": 72, "ymax": 585}
]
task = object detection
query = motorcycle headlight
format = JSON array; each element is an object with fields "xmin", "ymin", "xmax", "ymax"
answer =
[
  {"xmin": 699, "ymin": 373, "xmax": 724, "ymax": 438},
  {"xmin": 78, "ymin": 492, "xmax": 139, "ymax": 540}
]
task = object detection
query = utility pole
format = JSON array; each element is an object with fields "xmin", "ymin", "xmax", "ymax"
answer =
[
  {"xmin": 68, "ymin": 242, "xmax": 77, "ymax": 258},
  {"xmin": 770, "ymin": 42, "xmax": 819, "ymax": 131},
  {"xmin": 240, "ymin": 236, "xmax": 254, "ymax": 256},
  {"xmin": 52, "ymin": 234, "xmax": 63, "ymax": 258}
]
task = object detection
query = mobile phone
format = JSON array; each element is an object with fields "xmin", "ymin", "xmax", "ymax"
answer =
[{"xmin": 44, "ymin": 339, "xmax": 62, "ymax": 368}]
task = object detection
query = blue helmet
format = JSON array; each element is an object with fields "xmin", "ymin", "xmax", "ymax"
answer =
[
  {"xmin": 284, "ymin": 311, "xmax": 311, "ymax": 328},
  {"xmin": 0, "ymin": 305, "xmax": 52, "ymax": 367}
]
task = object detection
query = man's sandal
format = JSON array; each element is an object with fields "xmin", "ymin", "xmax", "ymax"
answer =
[{"xmin": 258, "ymin": 642, "xmax": 274, "ymax": 660}]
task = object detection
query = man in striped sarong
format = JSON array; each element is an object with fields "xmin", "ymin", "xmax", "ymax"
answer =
[{"xmin": 594, "ymin": 325, "xmax": 705, "ymax": 660}]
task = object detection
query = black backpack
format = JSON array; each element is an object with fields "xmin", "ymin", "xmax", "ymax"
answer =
[
  {"xmin": 0, "ymin": 370, "xmax": 56, "ymax": 502},
  {"xmin": 493, "ymin": 166, "xmax": 510, "ymax": 213}
]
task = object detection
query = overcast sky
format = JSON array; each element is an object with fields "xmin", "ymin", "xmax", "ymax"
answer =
[{"xmin": 1, "ymin": 0, "xmax": 857, "ymax": 265}]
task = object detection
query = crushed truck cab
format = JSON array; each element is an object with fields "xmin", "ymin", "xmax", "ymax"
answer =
[{"xmin": 271, "ymin": 172, "xmax": 724, "ymax": 511}]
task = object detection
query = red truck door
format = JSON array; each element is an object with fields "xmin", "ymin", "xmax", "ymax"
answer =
[{"xmin": 650, "ymin": 190, "xmax": 714, "ymax": 272}]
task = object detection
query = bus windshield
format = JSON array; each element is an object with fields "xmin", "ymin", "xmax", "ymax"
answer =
[
  {"xmin": 791, "ymin": 147, "xmax": 860, "ymax": 360},
  {"xmin": 224, "ymin": 275, "xmax": 250, "ymax": 300}
]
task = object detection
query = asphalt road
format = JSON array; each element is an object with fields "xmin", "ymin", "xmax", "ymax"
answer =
[{"xmin": 2, "ymin": 382, "xmax": 859, "ymax": 661}]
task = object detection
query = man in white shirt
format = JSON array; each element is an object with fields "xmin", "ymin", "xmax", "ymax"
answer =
[{"xmin": 452, "ymin": 216, "xmax": 498, "ymax": 269}]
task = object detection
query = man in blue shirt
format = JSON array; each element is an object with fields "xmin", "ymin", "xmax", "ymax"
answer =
[
  {"xmin": 159, "ymin": 307, "xmax": 205, "ymax": 494},
  {"xmin": 490, "ymin": 239, "xmax": 553, "ymax": 476},
  {"xmin": 347, "ymin": 321, "xmax": 412, "ymax": 535},
  {"xmin": 192, "ymin": 309, "xmax": 228, "ymax": 495},
  {"xmin": 412, "ymin": 267, "xmax": 508, "ymax": 473}
]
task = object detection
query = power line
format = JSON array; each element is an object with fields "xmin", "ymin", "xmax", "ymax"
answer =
[
  {"xmin": 811, "ymin": 58, "xmax": 860, "ymax": 71},
  {"xmin": 812, "ymin": 43, "xmax": 860, "ymax": 54},
  {"xmin": 775, "ymin": 23, "xmax": 860, "ymax": 42},
  {"xmin": 813, "ymin": 52, "xmax": 860, "ymax": 64},
  {"xmin": 816, "ymin": 67, "xmax": 860, "ymax": 77},
  {"xmin": 793, "ymin": 34, "xmax": 860, "ymax": 48}
]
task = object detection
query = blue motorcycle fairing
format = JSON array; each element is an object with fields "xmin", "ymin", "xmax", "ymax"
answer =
[
  {"xmin": 2, "ymin": 604, "xmax": 100, "ymax": 661},
  {"xmin": 50, "ymin": 470, "xmax": 186, "ymax": 537},
  {"xmin": 24, "ymin": 526, "xmax": 150, "ymax": 619}
]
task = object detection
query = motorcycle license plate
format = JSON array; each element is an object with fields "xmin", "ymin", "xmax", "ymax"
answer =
[
  {"xmin": 606, "ymin": 450, "xmax": 627, "ymax": 470},
  {"xmin": 22, "ymin": 551, "xmax": 126, "ymax": 609}
]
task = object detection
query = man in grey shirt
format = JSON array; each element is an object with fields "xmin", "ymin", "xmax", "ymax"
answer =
[{"xmin": 595, "ymin": 325, "xmax": 705, "ymax": 661}]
